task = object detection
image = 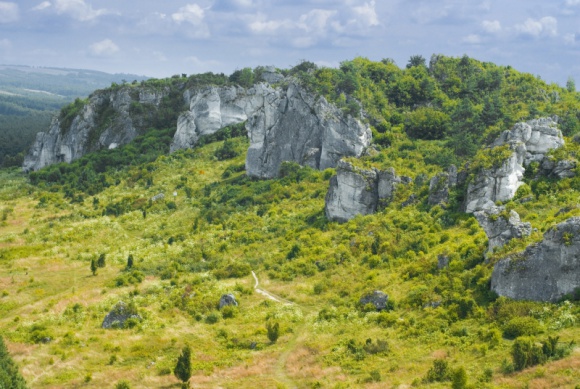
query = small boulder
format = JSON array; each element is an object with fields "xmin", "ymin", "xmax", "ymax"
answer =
[
  {"xmin": 474, "ymin": 206, "xmax": 532, "ymax": 253},
  {"xmin": 102, "ymin": 301, "xmax": 141, "ymax": 329},
  {"xmin": 219, "ymin": 294, "xmax": 238, "ymax": 309},
  {"xmin": 359, "ymin": 291, "xmax": 390, "ymax": 311},
  {"xmin": 437, "ymin": 255, "xmax": 450, "ymax": 269}
]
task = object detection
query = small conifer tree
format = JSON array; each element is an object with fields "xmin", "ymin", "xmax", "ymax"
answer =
[
  {"xmin": 0, "ymin": 336, "xmax": 28, "ymax": 388},
  {"xmin": 174, "ymin": 345, "xmax": 191, "ymax": 388},
  {"xmin": 126, "ymin": 254, "xmax": 134, "ymax": 269},
  {"xmin": 266, "ymin": 322, "xmax": 280, "ymax": 343},
  {"xmin": 90, "ymin": 259, "xmax": 97, "ymax": 276},
  {"xmin": 97, "ymin": 253, "xmax": 106, "ymax": 268}
]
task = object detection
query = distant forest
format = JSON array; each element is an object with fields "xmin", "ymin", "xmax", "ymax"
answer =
[{"xmin": 0, "ymin": 65, "xmax": 148, "ymax": 167}]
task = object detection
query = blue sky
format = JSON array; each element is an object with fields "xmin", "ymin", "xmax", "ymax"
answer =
[{"xmin": 0, "ymin": 0, "xmax": 579, "ymax": 86}]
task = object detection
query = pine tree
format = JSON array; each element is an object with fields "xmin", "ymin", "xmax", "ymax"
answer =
[
  {"xmin": 126, "ymin": 254, "xmax": 134, "ymax": 270},
  {"xmin": 174, "ymin": 345, "xmax": 191, "ymax": 387},
  {"xmin": 90, "ymin": 259, "xmax": 97, "ymax": 276},
  {"xmin": 266, "ymin": 322, "xmax": 280, "ymax": 343},
  {"xmin": 0, "ymin": 336, "xmax": 28, "ymax": 389},
  {"xmin": 97, "ymin": 253, "xmax": 106, "ymax": 268}
]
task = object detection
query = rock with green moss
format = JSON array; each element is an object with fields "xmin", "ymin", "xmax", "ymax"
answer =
[{"xmin": 474, "ymin": 206, "xmax": 531, "ymax": 253}]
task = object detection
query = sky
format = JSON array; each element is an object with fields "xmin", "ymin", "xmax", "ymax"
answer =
[{"xmin": 0, "ymin": 0, "xmax": 579, "ymax": 86}]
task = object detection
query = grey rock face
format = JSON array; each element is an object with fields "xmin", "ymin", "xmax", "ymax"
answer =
[
  {"xmin": 465, "ymin": 117, "xmax": 564, "ymax": 213},
  {"xmin": 428, "ymin": 165, "xmax": 457, "ymax": 206},
  {"xmin": 219, "ymin": 294, "xmax": 238, "ymax": 309},
  {"xmin": 359, "ymin": 291, "xmax": 390, "ymax": 311},
  {"xmin": 474, "ymin": 206, "xmax": 532, "ymax": 253},
  {"xmin": 23, "ymin": 86, "xmax": 169, "ymax": 172},
  {"xmin": 491, "ymin": 217, "xmax": 580, "ymax": 302},
  {"xmin": 324, "ymin": 161, "xmax": 378, "ymax": 223},
  {"xmin": 540, "ymin": 158, "xmax": 577, "ymax": 179},
  {"xmin": 171, "ymin": 81, "xmax": 370, "ymax": 178},
  {"xmin": 102, "ymin": 301, "xmax": 141, "ymax": 329},
  {"xmin": 246, "ymin": 82, "xmax": 371, "ymax": 178},
  {"xmin": 324, "ymin": 161, "xmax": 404, "ymax": 222}
]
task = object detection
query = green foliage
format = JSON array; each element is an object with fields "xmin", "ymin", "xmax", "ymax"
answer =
[
  {"xmin": 114, "ymin": 381, "xmax": 131, "ymax": 389},
  {"xmin": 0, "ymin": 336, "xmax": 28, "ymax": 389},
  {"xmin": 59, "ymin": 98, "xmax": 88, "ymax": 133},
  {"xmin": 266, "ymin": 322, "xmax": 280, "ymax": 343},
  {"xmin": 97, "ymin": 253, "xmax": 106, "ymax": 268},
  {"xmin": 405, "ymin": 107, "xmax": 450, "ymax": 140},
  {"xmin": 174, "ymin": 346, "xmax": 192, "ymax": 384},
  {"xmin": 90, "ymin": 259, "xmax": 97, "ymax": 276},
  {"xmin": 502, "ymin": 317, "xmax": 543, "ymax": 339},
  {"xmin": 424, "ymin": 359, "xmax": 451, "ymax": 382},
  {"xmin": 451, "ymin": 367, "xmax": 468, "ymax": 389},
  {"xmin": 214, "ymin": 139, "xmax": 240, "ymax": 161}
]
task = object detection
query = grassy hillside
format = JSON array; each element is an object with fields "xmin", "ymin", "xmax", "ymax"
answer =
[{"xmin": 1, "ymin": 55, "xmax": 580, "ymax": 388}]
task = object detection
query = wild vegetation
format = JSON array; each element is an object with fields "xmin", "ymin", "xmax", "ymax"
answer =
[{"xmin": 0, "ymin": 55, "xmax": 580, "ymax": 388}]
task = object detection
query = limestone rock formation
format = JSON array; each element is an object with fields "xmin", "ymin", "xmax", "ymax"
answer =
[
  {"xmin": 465, "ymin": 117, "xmax": 564, "ymax": 213},
  {"xmin": 474, "ymin": 206, "xmax": 532, "ymax": 253},
  {"xmin": 540, "ymin": 158, "xmax": 577, "ymax": 179},
  {"xmin": 219, "ymin": 294, "xmax": 238, "ymax": 309},
  {"xmin": 171, "ymin": 80, "xmax": 371, "ymax": 178},
  {"xmin": 491, "ymin": 217, "xmax": 580, "ymax": 302},
  {"xmin": 324, "ymin": 161, "xmax": 404, "ymax": 222},
  {"xmin": 245, "ymin": 82, "xmax": 371, "ymax": 178},
  {"xmin": 359, "ymin": 291, "xmax": 390, "ymax": 311},
  {"xmin": 101, "ymin": 301, "xmax": 142, "ymax": 329},
  {"xmin": 428, "ymin": 165, "xmax": 457, "ymax": 206},
  {"xmin": 23, "ymin": 86, "xmax": 169, "ymax": 172}
]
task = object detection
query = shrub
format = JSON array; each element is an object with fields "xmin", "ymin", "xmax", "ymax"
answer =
[
  {"xmin": 0, "ymin": 335, "xmax": 28, "ymax": 388},
  {"xmin": 174, "ymin": 345, "xmax": 192, "ymax": 385},
  {"xmin": 424, "ymin": 359, "xmax": 450, "ymax": 382},
  {"xmin": 114, "ymin": 381, "xmax": 131, "ymax": 389},
  {"xmin": 502, "ymin": 317, "xmax": 542, "ymax": 339},
  {"xmin": 511, "ymin": 336, "xmax": 545, "ymax": 370},
  {"xmin": 266, "ymin": 322, "xmax": 280, "ymax": 343}
]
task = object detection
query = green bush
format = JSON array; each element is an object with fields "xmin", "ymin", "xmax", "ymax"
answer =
[
  {"xmin": 0, "ymin": 336, "xmax": 28, "ymax": 388},
  {"xmin": 424, "ymin": 359, "xmax": 451, "ymax": 382},
  {"xmin": 502, "ymin": 317, "xmax": 543, "ymax": 339}
]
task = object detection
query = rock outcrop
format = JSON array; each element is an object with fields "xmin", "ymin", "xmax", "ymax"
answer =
[
  {"xmin": 101, "ymin": 301, "xmax": 142, "ymax": 329},
  {"xmin": 324, "ymin": 161, "xmax": 403, "ymax": 222},
  {"xmin": 23, "ymin": 86, "xmax": 169, "ymax": 172},
  {"xmin": 246, "ymin": 82, "xmax": 371, "ymax": 178},
  {"xmin": 465, "ymin": 117, "xmax": 564, "ymax": 213},
  {"xmin": 491, "ymin": 217, "xmax": 580, "ymax": 302},
  {"xmin": 540, "ymin": 158, "xmax": 577, "ymax": 179},
  {"xmin": 428, "ymin": 165, "xmax": 457, "ymax": 206},
  {"xmin": 171, "ymin": 80, "xmax": 371, "ymax": 178},
  {"xmin": 359, "ymin": 291, "xmax": 390, "ymax": 311},
  {"xmin": 218, "ymin": 294, "xmax": 238, "ymax": 309},
  {"xmin": 474, "ymin": 206, "xmax": 532, "ymax": 253}
]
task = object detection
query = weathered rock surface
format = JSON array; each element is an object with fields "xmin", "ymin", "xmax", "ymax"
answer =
[
  {"xmin": 23, "ymin": 86, "xmax": 169, "ymax": 172},
  {"xmin": 324, "ymin": 161, "xmax": 404, "ymax": 222},
  {"xmin": 491, "ymin": 217, "xmax": 580, "ymax": 302},
  {"xmin": 219, "ymin": 294, "xmax": 238, "ymax": 309},
  {"xmin": 428, "ymin": 165, "xmax": 457, "ymax": 206},
  {"xmin": 540, "ymin": 158, "xmax": 577, "ymax": 179},
  {"xmin": 359, "ymin": 291, "xmax": 390, "ymax": 311},
  {"xmin": 474, "ymin": 206, "xmax": 532, "ymax": 252},
  {"xmin": 171, "ymin": 80, "xmax": 370, "ymax": 178},
  {"xmin": 465, "ymin": 117, "xmax": 564, "ymax": 213},
  {"xmin": 101, "ymin": 301, "xmax": 141, "ymax": 329},
  {"xmin": 245, "ymin": 82, "xmax": 371, "ymax": 178}
]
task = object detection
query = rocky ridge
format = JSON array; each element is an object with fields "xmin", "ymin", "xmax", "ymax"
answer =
[{"xmin": 23, "ymin": 86, "xmax": 169, "ymax": 172}]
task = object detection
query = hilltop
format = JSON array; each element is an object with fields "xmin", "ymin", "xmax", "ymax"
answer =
[{"xmin": 1, "ymin": 55, "xmax": 580, "ymax": 388}]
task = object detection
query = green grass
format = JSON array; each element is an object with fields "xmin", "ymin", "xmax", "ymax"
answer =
[{"xmin": 0, "ymin": 135, "xmax": 579, "ymax": 388}]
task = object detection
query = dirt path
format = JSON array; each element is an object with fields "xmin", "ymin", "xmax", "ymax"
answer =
[{"xmin": 251, "ymin": 271, "xmax": 303, "ymax": 388}]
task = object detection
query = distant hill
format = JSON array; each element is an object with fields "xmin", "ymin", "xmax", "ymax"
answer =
[{"xmin": 0, "ymin": 65, "xmax": 148, "ymax": 167}]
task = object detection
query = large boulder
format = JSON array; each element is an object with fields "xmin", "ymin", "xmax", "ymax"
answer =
[
  {"xmin": 101, "ymin": 301, "xmax": 141, "ymax": 329},
  {"xmin": 465, "ymin": 117, "xmax": 564, "ymax": 213},
  {"xmin": 428, "ymin": 165, "xmax": 457, "ymax": 207},
  {"xmin": 359, "ymin": 291, "xmax": 390, "ymax": 311},
  {"xmin": 491, "ymin": 217, "xmax": 580, "ymax": 302},
  {"xmin": 218, "ymin": 294, "xmax": 238, "ymax": 309},
  {"xmin": 324, "ymin": 162, "xmax": 404, "ymax": 222},
  {"xmin": 474, "ymin": 206, "xmax": 532, "ymax": 253}
]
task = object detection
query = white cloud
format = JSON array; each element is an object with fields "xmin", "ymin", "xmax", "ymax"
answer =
[
  {"xmin": 0, "ymin": 2, "xmax": 19, "ymax": 23},
  {"xmin": 32, "ymin": 1, "xmax": 51, "ymax": 11},
  {"xmin": 89, "ymin": 39, "xmax": 119, "ymax": 56},
  {"xmin": 54, "ymin": 0, "xmax": 108, "ymax": 21},
  {"xmin": 297, "ymin": 9, "xmax": 337, "ymax": 34},
  {"xmin": 482, "ymin": 20, "xmax": 501, "ymax": 33},
  {"xmin": 172, "ymin": 4, "xmax": 205, "ymax": 24},
  {"xmin": 352, "ymin": 1, "xmax": 379, "ymax": 27},
  {"xmin": 462, "ymin": 34, "xmax": 482, "ymax": 44},
  {"xmin": 515, "ymin": 16, "xmax": 557, "ymax": 37},
  {"xmin": 171, "ymin": 4, "xmax": 210, "ymax": 38},
  {"xmin": 565, "ymin": 0, "xmax": 580, "ymax": 5}
]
